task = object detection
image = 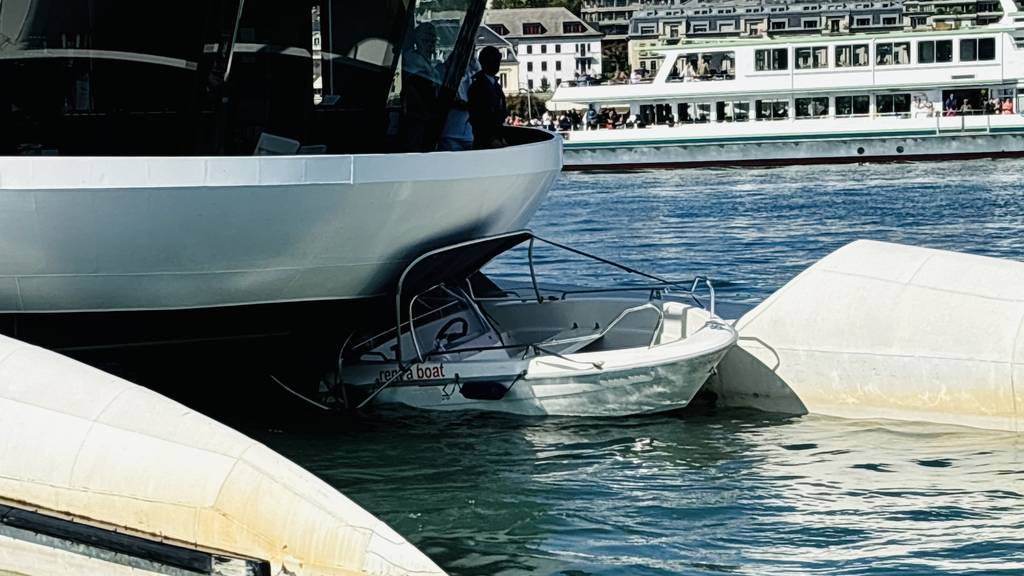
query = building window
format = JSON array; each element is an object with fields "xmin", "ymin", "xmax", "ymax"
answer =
[
  {"xmin": 770, "ymin": 20, "xmax": 786, "ymax": 30},
  {"xmin": 803, "ymin": 19, "xmax": 818, "ymax": 29},
  {"xmin": 854, "ymin": 17, "xmax": 871, "ymax": 26},
  {"xmin": 691, "ymin": 22, "xmax": 709, "ymax": 33},
  {"xmin": 756, "ymin": 99, "xmax": 789, "ymax": 120},
  {"xmin": 755, "ymin": 48, "xmax": 788, "ymax": 71},
  {"xmin": 836, "ymin": 44, "xmax": 869, "ymax": 67},
  {"xmin": 492, "ymin": 24, "xmax": 509, "ymax": 35},
  {"xmin": 563, "ymin": 21, "xmax": 585, "ymax": 34},
  {"xmin": 556, "ymin": 61, "xmax": 562, "ymax": 71},
  {"xmin": 526, "ymin": 45, "xmax": 532, "ymax": 54},
  {"xmin": 639, "ymin": 24, "xmax": 656, "ymax": 35},
  {"xmin": 716, "ymin": 101, "xmax": 750, "ymax": 122},
  {"xmin": 795, "ymin": 97, "xmax": 829, "ymax": 118},
  {"xmin": 882, "ymin": 16, "xmax": 897, "ymax": 26},
  {"xmin": 577, "ymin": 43, "xmax": 587, "ymax": 56},
  {"xmin": 876, "ymin": 42, "xmax": 910, "ymax": 65},
  {"xmin": 499, "ymin": 73, "xmax": 507, "ymax": 87},
  {"xmin": 556, "ymin": 44, "xmax": 561, "ymax": 53},
  {"xmin": 961, "ymin": 38, "xmax": 996, "ymax": 61},
  {"xmin": 876, "ymin": 93, "xmax": 911, "ymax": 115},
  {"xmin": 523, "ymin": 22, "xmax": 544, "ymax": 35},
  {"xmin": 541, "ymin": 44, "xmax": 547, "ymax": 54},
  {"xmin": 528, "ymin": 79, "xmax": 534, "ymax": 90},
  {"xmin": 835, "ymin": 95, "xmax": 871, "ymax": 116},
  {"xmin": 527, "ymin": 62, "xmax": 533, "ymax": 72},
  {"xmin": 795, "ymin": 46, "xmax": 828, "ymax": 69},
  {"xmin": 541, "ymin": 61, "xmax": 547, "ymax": 71}
]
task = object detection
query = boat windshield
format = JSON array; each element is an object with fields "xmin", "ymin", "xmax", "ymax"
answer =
[{"xmin": 0, "ymin": 0, "xmax": 486, "ymax": 156}]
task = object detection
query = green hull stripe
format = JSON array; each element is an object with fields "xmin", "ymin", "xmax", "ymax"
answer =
[{"xmin": 564, "ymin": 127, "xmax": 1024, "ymax": 150}]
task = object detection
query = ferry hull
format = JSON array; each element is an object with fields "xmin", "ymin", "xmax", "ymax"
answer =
[{"xmin": 564, "ymin": 129, "xmax": 1024, "ymax": 170}]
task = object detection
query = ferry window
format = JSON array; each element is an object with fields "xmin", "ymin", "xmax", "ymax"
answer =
[
  {"xmin": 667, "ymin": 51, "xmax": 736, "ymax": 81},
  {"xmin": 937, "ymin": 40, "xmax": 953, "ymax": 62},
  {"xmin": 676, "ymin": 102, "xmax": 710, "ymax": 123},
  {"xmin": 876, "ymin": 42, "xmax": 910, "ymax": 65},
  {"xmin": 920, "ymin": 40, "xmax": 953, "ymax": 64},
  {"xmin": 876, "ymin": 93, "xmax": 911, "ymax": 115},
  {"xmin": 918, "ymin": 41, "xmax": 934, "ymax": 63},
  {"xmin": 835, "ymin": 95, "xmax": 871, "ymax": 116},
  {"xmin": 958, "ymin": 38, "xmax": 993, "ymax": 61},
  {"xmin": 716, "ymin": 101, "xmax": 750, "ymax": 122},
  {"xmin": 796, "ymin": 46, "xmax": 828, "ymax": 69},
  {"xmin": 755, "ymin": 48, "xmax": 788, "ymax": 71},
  {"xmin": 756, "ymin": 99, "xmax": 789, "ymax": 120},
  {"xmin": 979, "ymin": 38, "xmax": 996, "ymax": 60},
  {"xmin": 836, "ymin": 44, "xmax": 870, "ymax": 67},
  {"xmin": 795, "ymin": 97, "xmax": 829, "ymax": 118}
]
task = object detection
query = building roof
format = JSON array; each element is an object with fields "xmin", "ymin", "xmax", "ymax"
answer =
[
  {"xmin": 485, "ymin": 7, "xmax": 603, "ymax": 40},
  {"xmin": 475, "ymin": 24, "xmax": 518, "ymax": 63}
]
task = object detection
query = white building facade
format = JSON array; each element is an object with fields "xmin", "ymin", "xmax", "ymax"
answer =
[{"xmin": 486, "ymin": 8, "xmax": 603, "ymax": 92}]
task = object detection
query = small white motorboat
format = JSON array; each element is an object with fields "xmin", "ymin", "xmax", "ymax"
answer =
[{"xmin": 335, "ymin": 231, "xmax": 737, "ymax": 417}]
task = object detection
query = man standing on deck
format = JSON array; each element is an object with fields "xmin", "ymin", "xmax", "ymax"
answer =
[{"xmin": 468, "ymin": 46, "xmax": 507, "ymax": 149}]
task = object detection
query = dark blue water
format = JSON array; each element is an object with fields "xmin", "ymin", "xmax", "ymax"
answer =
[{"xmin": 265, "ymin": 160, "xmax": 1024, "ymax": 575}]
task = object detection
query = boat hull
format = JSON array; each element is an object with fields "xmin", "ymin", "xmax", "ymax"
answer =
[
  {"xmin": 562, "ymin": 116, "xmax": 1024, "ymax": 170},
  {"xmin": 0, "ymin": 129, "xmax": 561, "ymax": 313},
  {"xmin": 373, "ymin": 344, "xmax": 732, "ymax": 416}
]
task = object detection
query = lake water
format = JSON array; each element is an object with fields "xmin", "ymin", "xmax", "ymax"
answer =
[{"xmin": 263, "ymin": 160, "xmax": 1024, "ymax": 575}]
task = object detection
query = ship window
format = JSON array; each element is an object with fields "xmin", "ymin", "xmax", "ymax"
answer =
[
  {"xmin": 876, "ymin": 93, "xmax": 911, "ymax": 115},
  {"xmin": 876, "ymin": 42, "xmax": 910, "ymax": 65},
  {"xmin": 755, "ymin": 48, "xmax": 789, "ymax": 71},
  {"xmin": 836, "ymin": 44, "xmax": 870, "ymax": 67},
  {"xmin": 796, "ymin": 46, "xmax": 828, "ymax": 69},
  {"xmin": 919, "ymin": 40, "xmax": 952, "ymax": 64},
  {"xmin": 716, "ymin": 101, "xmax": 750, "ymax": 122},
  {"xmin": 795, "ymin": 97, "xmax": 829, "ymax": 118},
  {"xmin": 959, "ymin": 38, "xmax": 995, "ymax": 61},
  {"xmin": 755, "ymin": 99, "xmax": 789, "ymax": 120},
  {"xmin": 676, "ymin": 102, "xmax": 711, "ymax": 123},
  {"xmin": 835, "ymin": 95, "xmax": 871, "ymax": 116},
  {"xmin": 667, "ymin": 51, "xmax": 736, "ymax": 81}
]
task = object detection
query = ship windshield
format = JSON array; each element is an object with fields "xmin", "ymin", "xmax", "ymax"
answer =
[{"xmin": 0, "ymin": 0, "xmax": 487, "ymax": 156}]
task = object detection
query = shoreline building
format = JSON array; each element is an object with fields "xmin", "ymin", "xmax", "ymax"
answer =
[{"xmin": 485, "ymin": 7, "xmax": 603, "ymax": 92}]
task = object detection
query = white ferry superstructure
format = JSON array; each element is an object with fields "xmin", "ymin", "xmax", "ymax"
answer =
[{"xmin": 551, "ymin": 2, "xmax": 1024, "ymax": 169}]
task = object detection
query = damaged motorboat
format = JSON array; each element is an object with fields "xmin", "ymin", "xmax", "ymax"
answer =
[{"xmin": 326, "ymin": 231, "xmax": 736, "ymax": 416}]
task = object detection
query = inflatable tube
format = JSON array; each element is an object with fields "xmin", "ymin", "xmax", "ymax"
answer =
[
  {"xmin": 0, "ymin": 335, "xmax": 444, "ymax": 575},
  {"xmin": 712, "ymin": 240, "xmax": 1024, "ymax": 432}
]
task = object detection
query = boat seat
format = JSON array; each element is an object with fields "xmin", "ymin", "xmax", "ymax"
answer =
[{"xmin": 254, "ymin": 133, "xmax": 301, "ymax": 156}]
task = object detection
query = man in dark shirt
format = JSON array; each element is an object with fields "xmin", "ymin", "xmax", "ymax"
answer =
[{"xmin": 468, "ymin": 46, "xmax": 507, "ymax": 149}]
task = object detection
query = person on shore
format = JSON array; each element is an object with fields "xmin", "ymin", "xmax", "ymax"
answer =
[{"xmin": 468, "ymin": 46, "xmax": 507, "ymax": 149}]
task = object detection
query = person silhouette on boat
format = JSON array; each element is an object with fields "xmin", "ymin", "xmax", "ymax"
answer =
[{"xmin": 468, "ymin": 46, "xmax": 508, "ymax": 149}]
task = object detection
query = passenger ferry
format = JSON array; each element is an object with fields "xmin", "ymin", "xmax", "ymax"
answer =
[{"xmin": 550, "ymin": 0, "xmax": 1024, "ymax": 169}]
